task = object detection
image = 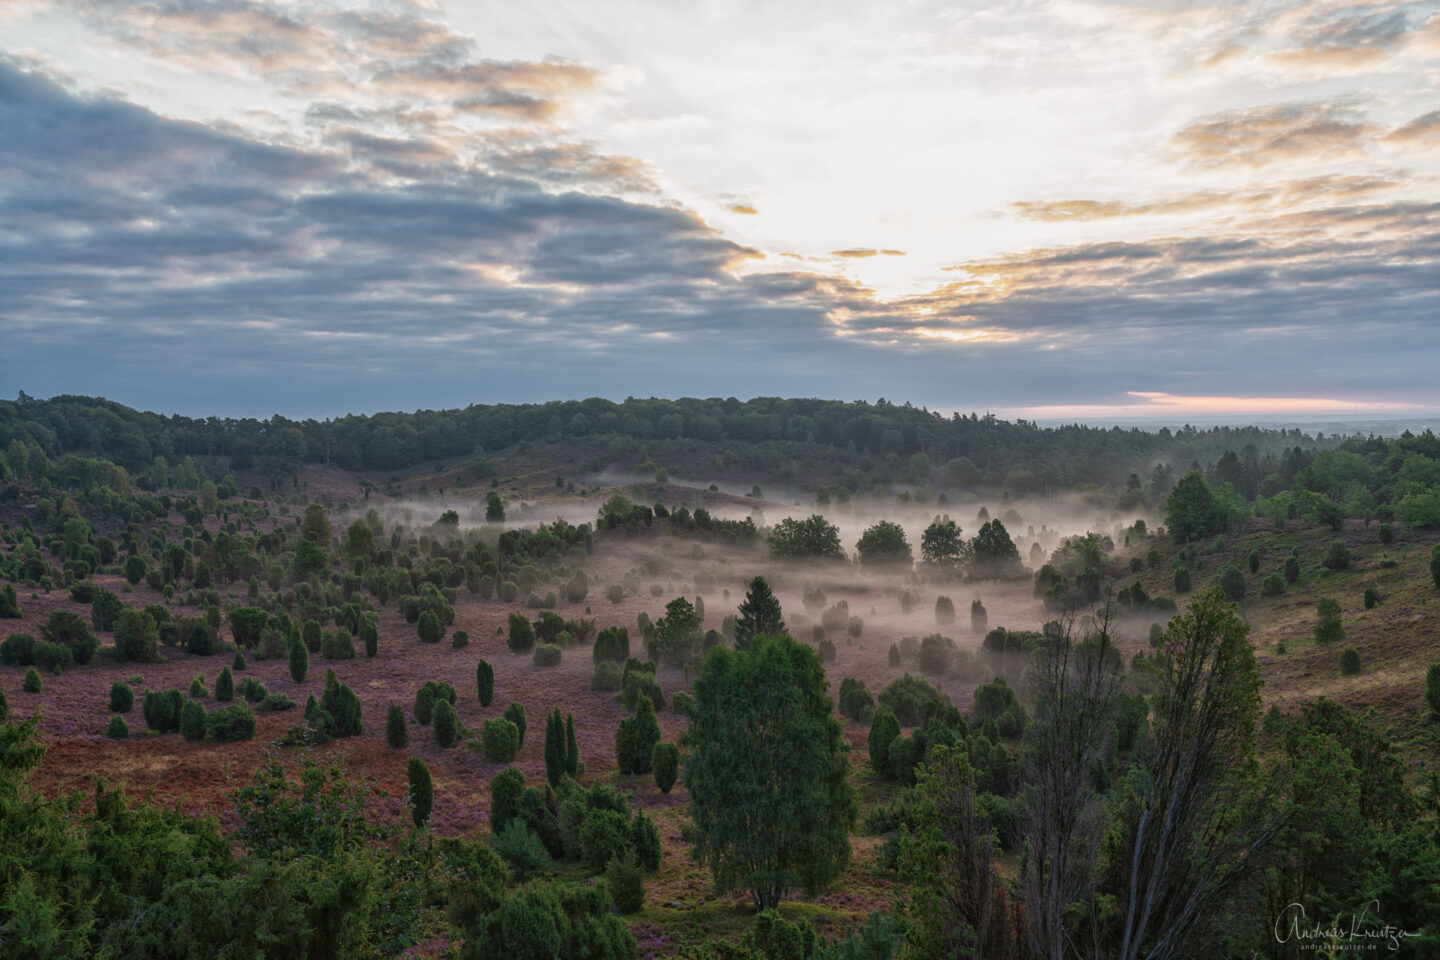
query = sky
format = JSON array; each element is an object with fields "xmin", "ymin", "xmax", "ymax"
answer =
[{"xmin": 2, "ymin": 0, "xmax": 1439, "ymax": 422}]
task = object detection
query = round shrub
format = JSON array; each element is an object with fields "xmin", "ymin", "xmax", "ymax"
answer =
[
  {"xmin": 1363, "ymin": 586, "xmax": 1378, "ymax": 610},
  {"xmin": 533, "ymin": 643, "xmax": 562, "ymax": 667},
  {"xmin": 818, "ymin": 639, "xmax": 836, "ymax": 663},
  {"xmin": 215, "ymin": 666, "xmax": 234, "ymax": 702},
  {"xmin": 233, "ymin": 651, "xmax": 247, "ymax": 671},
  {"xmin": 189, "ymin": 675, "xmax": 209, "ymax": 699},
  {"xmin": 110, "ymin": 681, "xmax": 134, "ymax": 713},
  {"xmin": 22, "ymin": 666, "xmax": 42, "ymax": 693},
  {"xmin": 499, "ymin": 581, "xmax": 519, "ymax": 603},
  {"xmin": 1340, "ymin": 647, "xmax": 1362, "ymax": 676},
  {"xmin": 208, "ymin": 703, "xmax": 256, "ymax": 742},
  {"xmin": 591, "ymin": 661, "xmax": 623, "ymax": 691},
  {"xmin": 507, "ymin": 612, "xmax": 536, "ymax": 654},
  {"xmin": 1378, "ymin": 523, "xmax": 1393, "ymax": 545},
  {"xmin": 1261, "ymin": 573, "xmax": 1285, "ymax": 597},
  {"xmin": 580, "ymin": 810, "xmax": 632, "ymax": 872},
  {"xmin": 482, "ymin": 717, "xmax": 521, "ymax": 762},
  {"xmin": 606, "ymin": 583, "xmax": 624, "ymax": 604},
  {"xmin": 838, "ymin": 677, "xmax": 874, "ymax": 723},
  {"xmin": 451, "ymin": 629, "xmax": 469, "ymax": 649},
  {"xmin": 105, "ymin": 714, "xmax": 129, "ymax": 739}
]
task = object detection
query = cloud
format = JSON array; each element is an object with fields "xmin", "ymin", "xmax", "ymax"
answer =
[
  {"xmin": 1172, "ymin": 102, "xmax": 1376, "ymax": 167},
  {"xmin": 724, "ymin": 203, "xmax": 759, "ymax": 215},
  {"xmin": 1384, "ymin": 109, "xmax": 1440, "ymax": 148},
  {"xmin": 1010, "ymin": 174, "xmax": 1405, "ymax": 221},
  {"xmin": 830, "ymin": 248, "xmax": 905, "ymax": 259},
  {"xmin": 1267, "ymin": 8, "xmax": 1415, "ymax": 71}
]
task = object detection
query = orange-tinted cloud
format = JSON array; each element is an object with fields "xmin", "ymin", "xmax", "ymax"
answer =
[
  {"xmin": 1172, "ymin": 103, "xmax": 1375, "ymax": 167},
  {"xmin": 724, "ymin": 203, "xmax": 759, "ymax": 215},
  {"xmin": 1384, "ymin": 110, "xmax": 1440, "ymax": 148}
]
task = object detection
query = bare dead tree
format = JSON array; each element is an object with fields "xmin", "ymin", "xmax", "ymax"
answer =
[
  {"xmin": 1019, "ymin": 602, "xmax": 1126, "ymax": 960},
  {"xmin": 1108, "ymin": 587, "xmax": 1282, "ymax": 960}
]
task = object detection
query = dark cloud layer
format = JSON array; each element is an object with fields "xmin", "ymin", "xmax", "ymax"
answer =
[{"xmin": 2, "ymin": 53, "xmax": 1438, "ymax": 418}]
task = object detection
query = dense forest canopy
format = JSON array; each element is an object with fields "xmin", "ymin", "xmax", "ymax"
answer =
[{"xmin": 0, "ymin": 392, "xmax": 1357, "ymax": 494}]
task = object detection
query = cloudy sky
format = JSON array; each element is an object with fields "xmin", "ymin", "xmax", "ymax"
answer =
[{"xmin": 3, "ymin": 0, "xmax": 1439, "ymax": 421}]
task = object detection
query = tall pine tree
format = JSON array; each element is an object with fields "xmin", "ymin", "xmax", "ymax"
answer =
[{"xmin": 734, "ymin": 576, "xmax": 785, "ymax": 651}]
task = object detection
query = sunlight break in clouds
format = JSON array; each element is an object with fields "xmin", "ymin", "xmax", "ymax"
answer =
[
  {"xmin": 1006, "ymin": 393, "xmax": 1430, "ymax": 421},
  {"xmin": 1, "ymin": 0, "xmax": 1438, "ymax": 418}
]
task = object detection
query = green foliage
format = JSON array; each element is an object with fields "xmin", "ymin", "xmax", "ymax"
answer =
[
  {"xmin": 483, "ymin": 718, "xmax": 521, "ymax": 762},
  {"xmin": 1173, "ymin": 566, "xmax": 1192, "ymax": 593},
  {"xmin": 735, "ymin": 576, "xmax": 785, "ymax": 651},
  {"xmin": 0, "ymin": 584, "xmax": 21, "ymax": 618},
  {"xmin": 868, "ymin": 710, "xmax": 900, "ymax": 775},
  {"xmin": 593, "ymin": 626, "xmax": 630, "ymax": 664},
  {"xmin": 289, "ymin": 635, "xmax": 308, "ymax": 683},
  {"xmin": 490, "ymin": 819, "xmax": 553, "ymax": 881},
  {"xmin": 434, "ymin": 698, "xmax": 462, "ymax": 748},
  {"xmin": 490, "ymin": 766, "xmax": 526, "ymax": 831},
  {"xmin": 476, "ymin": 658, "xmax": 495, "ymax": 706},
  {"xmin": 114, "ymin": 608, "xmax": 161, "ymax": 662},
  {"xmin": 180, "ymin": 698, "xmax": 207, "ymax": 741},
  {"xmin": 838, "ymin": 677, "xmax": 874, "ymax": 723},
  {"xmin": 1284, "ymin": 554, "xmax": 1301, "ymax": 584},
  {"xmin": 652, "ymin": 596, "xmax": 703, "ymax": 666},
  {"xmin": 91, "ymin": 588, "xmax": 125, "ymax": 632},
  {"xmin": 544, "ymin": 708, "xmax": 567, "ymax": 788},
  {"xmin": 920, "ymin": 515, "xmax": 965, "ymax": 570},
  {"xmin": 1261, "ymin": 572, "xmax": 1285, "ymax": 596},
  {"xmin": 315, "ymin": 669, "xmax": 363, "ymax": 739},
  {"xmin": 1431, "ymin": 544, "xmax": 1440, "ymax": 591},
  {"xmin": 504, "ymin": 701, "xmax": 528, "ymax": 745},
  {"xmin": 110, "ymin": 680, "xmax": 134, "ymax": 713},
  {"xmin": 41, "ymin": 610, "xmax": 98, "ymax": 665},
  {"xmin": 1323, "ymin": 540, "xmax": 1352, "ymax": 571},
  {"xmin": 768, "ymin": 515, "xmax": 844, "ymax": 560},
  {"xmin": 189, "ymin": 674, "xmax": 209, "ymax": 699},
  {"xmin": 215, "ymin": 665, "xmax": 234, "ymax": 702},
  {"xmin": 1427, "ymin": 663, "xmax": 1440, "ymax": 717},
  {"xmin": 386, "ymin": 703, "xmax": 408, "ymax": 749},
  {"xmin": 1340, "ymin": 647, "xmax": 1362, "ymax": 675},
  {"xmin": 856, "ymin": 520, "xmax": 913, "ymax": 567},
  {"xmin": 877, "ymin": 673, "xmax": 950, "ymax": 726},
  {"xmin": 683, "ymin": 634, "xmax": 857, "ymax": 910},
  {"xmin": 652, "ymin": 741, "xmax": 680, "ymax": 793},
  {"xmin": 23, "ymin": 665, "xmax": 42, "ymax": 693},
  {"xmin": 1165, "ymin": 469, "xmax": 1225, "ymax": 543},
  {"xmin": 408, "ymin": 757, "xmax": 433, "ymax": 828},
  {"xmin": 592, "ymin": 660, "xmax": 623, "ymax": 691},
  {"xmin": 105, "ymin": 714, "xmax": 129, "ymax": 738},
  {"xmin": 1364, "ymin": 585, "xmax": 1378, "ymax": 609},
  {"xmin": 616, "ymin": 696, "xmax": 662, "ymax": 776},
  {"xmin": 934, "ymin": 596, "xmax": 955, "ymax": 626},
  {"xmin": 968, "ymin": 520, "xmax": 1025, "ymax": 579},
  {"xmin": 208, "ymin": 703, "xmax": 257, "ymax": 742},
  {"xmin": 508, "ymin": 612, "xmax": 536, "ymax": 653},
  {"xmin": 605, "ymin": 850, "xmax": 645, "ymax": 914},
  {"xmin": 1247, "ymin": 548, "xmax": 1260, "ymax": 573},
  {"xmin": 580, "ymin": 809, "xmax": 633, "ymax": 872},
  {"xmin": 1218, "ymin": 563, "xmax": 1246, "ymax": 602},
  {"xmin": 417, "ymin": 609, "xmax": 443, "ymax": 644},
  {"xmin": 533, "ymin": 642, "xmax": 562, "ymax": 667},
  {"xmin": 1315, "ymin": 597, "xmax": 1345, "ymax": 646}
]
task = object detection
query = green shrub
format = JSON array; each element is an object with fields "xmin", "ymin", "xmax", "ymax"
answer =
[
  {"xmin": 503, "ymin": 701, "xmax": 527, "ymax": 745},
  {"xmin": 1261, "ymin": 573, "xmax": 1285, "ymax": 597},
  {"xmin": 289, "ymin": 637, "xmax": 308, "ymax": 683},
  {"xmin": 256, "ymin": 692, "xmax": 294, "ymax": 712},
  {"xmin": 434, "ymin": 698, "xmax": 462, "ymax": 748},
  {"xmin": 387, "ymin": 703, "xmax": 409, "ymax": 749},
  {"xmin": 41, "ymin": 610, "xmax": 98, "ymax": 665},
  {"xmin": 591, "ymin": 661, "xmax": 623, "ymax": 691},
  {"xmin": 490, "ymin": 766, "xmax": 526, "ymax": 831},
  {"xmin": 838, "ymin": 677, "xmax": 874, "ymax": 723},
  {"xmin": 1, "ymin": 632, "xmax": 36, "ymax": 666},
  {"xmin": 533, "ymin": 642, "xmax": 562, "ymax": 667},
  {"xmin": 877, "ymin": 673, "xmax": 950, "ymax": 726},
  {"xmin": 580, "ymin": 809, "xmax": 632, "ymax": 872},
  {"xmin": 316, "ymin": 669, "xmax": 363, "ymax": 738},
  {"xmin": 180, "ymin": 699, "xmax": 208, "ymax": 741},
  {"xmin": 208, "ymin": 703, "xmax": 257, "ymax": 742},
  {"xmin": 507, "ymin": 612, "xmax": 536, "ymax": 653},
  {"xmin": 32, "ymin": 640, "xmax": 73, "ymax": 673},
  {"xmin": 593, "ymin": 626, "xmax": 629, "ymax": 664},
  {"xmin": 476, "ymin": 658, "xmax": 495, "ymax": 707},
  {"xmin": 615, "ymin": 697, "xmax": 660, "ymax": 776},
  {"xmin": 1315, "ymin": 597, "xmax": 1345, "ymax": 646},
  {"xmin": 1218, "ymin": 564, "xmax": 1246, "ymax": 602},
  {"xmin": 868, "ymin": 709, "xmax": 900, "ymax": 773},
  {"xmin": 1378, "ymin": 523, "xmax": 1393, "ymax": 545},
  {"xmin": 1247, "ymin": 548, "xmax": 1260, "ymax": 573},
  {"xmin": 241, "ymin": 678, "xmax": 268, "ymax": 703},
  {"xmin": 482, "ymin": 717, "xmax": 521, "ymax": 762},
  {"xmin": 606, "ymin": 583, "xmax": 624, "ymax": 604},
  {"xmin": 408, "ymin": 757, "xmax": 433, "ymax": 828},
  {"xmin": 322, "ymin": 630, "xmax": 355, "ymax": 660},
  {"xmin": 114, "ymin": 609, "xmax": 161, "ymax": 663},
  {"xmin": 302, "ymin": 620, "xmax": 323, "ymax": 652},
  {"xmin": 1322, "ymin": 540, "xmax": 1352, "ymax": 571},
  {"xmin": 499, "ymin": 581, "xmax": 519, "ymax": 603},
  {"xmin": 233, "ymin": 651, "xmax": 247, "ymax": 671},
  {"xmin": 1173, "ymin": 567, "xmax": 1192, "ymax": 593},
  {"xmin": 23, "ymin": 666, "xmax": 42, "ymax": 693},
  {"xmin": 451, "ymin": 629, "xmax": 469, "ymax": 649},
  {"xmin": 1284, "ymin": 555, "xmax": 1301, "ymax": 584},
  {"xmin": 110, "ymin": 680, "xmax": 134, "ymax": 713},
  {"xmin": 1426, "ymin": 663, "xmax": 1440, "ymax": 717},
  {"xmin": 489, "ymin": 819, "xmax": 552, "ymax": 881},
  {"xmin": 105, "ymin": 714, "xmax": 129, "ymax": 738},
  {"xmin": 1363, "ymin": 586, "xmax": 1378, "ymax": 610},
  {"xmin": 417, "ymin": 610, "xmax": 443, "ymax": 644},
  {"xmin": 605, "ymin": 850, "xmax": 645, "ymax": 913},
  {"xmin": 652, "ymin": 741, "xmax": 679, "ymax": 793},
  {"xmin": 1340, "ymin": 648, "xmax": 1362, "ymax": 676},
  {"xmin": 934, "ymin": 596, "xmax": 955, "ymax": 625},
  {"xmin": 143, "ymin": 688, "xmax": 184, "ymax": 732},
  {"xmin": 215, "ymin": 666, "xmax": 234, "ymax": 702},
  {"xmin": 189, "ymin": 675, "xmax": 209, "ymax": 699}
]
